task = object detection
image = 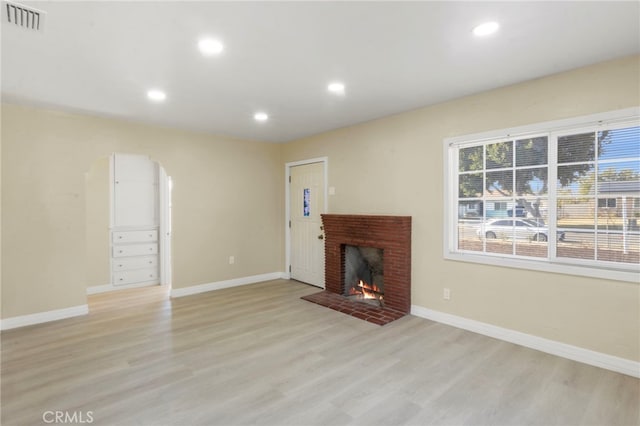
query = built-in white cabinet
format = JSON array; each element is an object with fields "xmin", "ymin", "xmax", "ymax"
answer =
[
  {"xmin": 111, "ymin": 227, "xmax": 159, "ymax": 286},
  {"xmin": 111, "ymin": 154, "xmax": 161, "ymax": 287}
]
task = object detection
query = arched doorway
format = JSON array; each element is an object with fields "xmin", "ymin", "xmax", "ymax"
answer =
[{"xmin": 85, "ymin": 153, "xmax": 172, "ymax": 300}]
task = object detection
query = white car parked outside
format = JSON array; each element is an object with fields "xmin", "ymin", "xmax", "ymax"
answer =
[{"xmin": 476, "ymin": 218, "xmax": 565, "ymax": 242}]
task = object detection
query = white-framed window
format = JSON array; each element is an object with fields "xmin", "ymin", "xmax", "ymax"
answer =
[
  {"xmin": 444, "ymin": 108, "xmax": 640, "ymax": 282},
  {"xmin": 597, "ymin": 198, "xmax": 617, "ymax": 208}
]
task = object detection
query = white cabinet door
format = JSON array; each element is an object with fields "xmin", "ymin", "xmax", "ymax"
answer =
[
  {"xmin": 114, "ymin": 153, "xmax": 158, "ymax": 183},
  {"xmin": 113, "ymin": 154, "xmax": 158, "ymax": 227}
]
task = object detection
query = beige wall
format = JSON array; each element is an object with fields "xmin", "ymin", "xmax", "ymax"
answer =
[
  {"xmin": 85, "ymin": 156, "xmax": 110, "ymax": 288},
  {"xmin": 1, "ymin": 105, "xmax": 284, "ymax": 318},
  {"xmin": 0, "ymin": 105, "xmax": 3, "ymax": 318},
  {"xmin": 282, "ymin": 55, "xmax": 640, "ymax": 361}
]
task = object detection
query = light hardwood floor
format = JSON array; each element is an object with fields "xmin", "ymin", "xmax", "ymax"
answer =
[{"xmin": 2, "ymin": 280, "xmax": 638, "ymax": 426}]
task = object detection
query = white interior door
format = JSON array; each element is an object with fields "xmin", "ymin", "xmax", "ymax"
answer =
[{"xmin": 290, "ymin": 162, "xmax": 325, "ymax": 287}]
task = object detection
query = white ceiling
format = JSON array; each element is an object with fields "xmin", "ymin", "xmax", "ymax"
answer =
[{"xmin": 2, "ymin": 1, "xmax": 639, "ymax": 143}]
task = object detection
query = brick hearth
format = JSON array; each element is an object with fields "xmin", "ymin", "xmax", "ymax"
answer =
[
  {"xmin": 301, "ymin": 214, "xmax": 411, "ymax": 326},
  {"xmin": 301, "ymin": 291, "xmax": 406, "ymax": 325}
]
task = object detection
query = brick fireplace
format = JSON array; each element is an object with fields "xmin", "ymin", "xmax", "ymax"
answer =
[{"xmin": 301, "ymin": 214, "xmax": 411, "ymax": 325}]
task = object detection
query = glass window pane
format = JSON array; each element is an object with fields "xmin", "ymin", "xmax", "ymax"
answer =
[
  {"xmin": 459, "ymin": 146, "xmax": 483, "ymax": 172},
  {"xmin": 486, "ymin": 141, "xmax": 513, "ymax": 169},
  {"xmin": 597, "ymin": 198, "xmax": 616, "ymax": 208},
  {"xmin": 483, "ymin": 200, "xmax": 512, "ymax": 219},
  {"xmin": 558, "ymin": 164, "xmax": 595, "ymax": 196},
  {"xmin": 459, "ymin": 173, "xmax": 483, "ymax": 198},
  {"xmin": 558, "ymin": 231, "xmax": 595, "ymax": 261},
  {"xmin": 513, "ymin": 199, "xmax": 545, "ymax": 221},
  {"xmin": 516, "ymin": 137, "xmax": 548, "ymax": 167},
  {"xmin": 303, "ymin": 188, "xmax": 310, "ymax": 216},
  {"xmin": 479, "ymin": 217, "xmax": 514, "ymax": 255},
  {"xmin": 486, "ymin": 170, "xmax": 513, "ymax": 197},
  {"xmin": 558, "ymin": 198, "xmax": 595, "ymax": 229},
  {"xmin": 457, "ymin": 204, "xmax": 482, "ymax": 252},
  {"xmin": 514, "ymin": 199, "xmax": 548, "ymax": 258},
  {"xmin": 597, "ymin": 200, "xmax": 622, "ymax": 230},
  {"xmin": 516, "ymin": 168, "xmax": 547, "ymax": 196},
  {"xmin": 597, "ymin": 232, "xmax": 640, "ymax": 264},
  {"xmin": 458, "ymin": 200, "xmax": 483, "ymax": 219},
  {"xmin": 557, "ymin": 198, "xmax": 596, "ymax": 261},
  {"xmin": 558, "ymin": 132, "xmax": 596, "ymax": 164},
  {"xmin": 598, "ymin": 126, "xmax": 640, "ymax": 161},
  {"xmin": 597, "ymin": 160, "xmax": 640, "ymax": 195}
]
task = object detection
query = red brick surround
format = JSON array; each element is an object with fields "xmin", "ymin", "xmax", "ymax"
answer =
[{"xmin": 302, "ymin": 214, "xmax": 411, "ymax": 325}]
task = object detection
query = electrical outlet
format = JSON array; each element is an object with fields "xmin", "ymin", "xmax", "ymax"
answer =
[
  {"xmin": 229, "ymin": 256, "xmax": 235, "ymax": 265},
  {"xmin": 443, "ymin": 288, "xmax": 451, "ymax": 300}
]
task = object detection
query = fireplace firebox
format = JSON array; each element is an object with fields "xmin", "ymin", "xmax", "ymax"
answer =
[
  {"xmin": 301, "ymin": 214, "xmax": 411, "ymax": 325},
  {"xmin": 344, "ymin": 245, "xmax": 384, "ymax": 307}
]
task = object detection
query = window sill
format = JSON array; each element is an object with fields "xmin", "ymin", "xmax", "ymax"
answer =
[{"xmin": 443, "ymin": 251, "xmax": 639, "ymax": 283}]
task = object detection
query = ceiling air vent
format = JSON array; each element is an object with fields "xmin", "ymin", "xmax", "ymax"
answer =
[{"xmin": 4, "ymin": 1, "xmax": 45, "ymax": 32}]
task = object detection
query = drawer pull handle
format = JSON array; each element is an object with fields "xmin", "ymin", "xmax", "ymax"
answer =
[
  {"xmin": 119, "ymin": 250, "xmax": 123, "ymax": 253},
  {"xmin": 149, "ymin": 248, "xmax": 153, "ymax": 251},
  {"xmin": 119, "ymin": 278, "xmax": 123, "ymax": 281},
  {"xmin": 149, "ymin": 234, "xmax": 153, "ymax": 237},
  {"xmin": 150, "ymin": 274, "xmax": 153, "ymax": 278},
  {"xmin": 118, "ymin": 264, "xmax": 123, "ymax": 267},
  {"xmin": 149, "ymin": 261, "xmax": 153, "ymax": 264},
  {"xmin": 118, "ymin": 236, "xmax": 123, "ymax": 239}
]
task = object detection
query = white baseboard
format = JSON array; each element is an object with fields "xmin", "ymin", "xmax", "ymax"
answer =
[
  {"xmin": 86, "ymin": 284, "xmax": 114, "ymax": 295},
  {"xmin": 411, "ymin": 305, "xmax": 640, "ymax": 379},
  {"xmin": 0, "ymin": 305, "xmax": 89, "ymax": 331},
  {"xmin": 86, "ymin": 281, "xmax": 161, "ymax": 295},
  {"xmin": 170, "ymin": 272, "xmax": 286, "ymax": 298}
]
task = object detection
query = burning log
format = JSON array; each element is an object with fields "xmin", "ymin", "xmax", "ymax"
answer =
[{"xmin": 350, "ymin": 280, "xmax": 384, "ymax": 308}]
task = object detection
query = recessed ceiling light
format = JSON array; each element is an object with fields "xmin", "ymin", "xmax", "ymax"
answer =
[
  {"xmin": 147, "ymin": 89, "xmax": 166, "ymax": 102},
  {"xmin": 254, "ymin": 112, "xmax": 268, "ymax": 122},
  {"xmin": 473, "ymin": 21, "xmax": 499, "ymax": 37},
  {"xmin": 198, "ymin": 38, "xmax": 224, "ymax": 56},
  {"xmin": 328, "ymin": 82, "xmax": 345, "ymax": 94}
]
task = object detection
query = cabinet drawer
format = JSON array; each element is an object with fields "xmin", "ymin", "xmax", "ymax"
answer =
[
  {"xmin": 113, "ymin": 268, "xmax": 158, "ymax": 286},
  {"xmin": 113, "ymin": 243, "xmax": 158, "ymax": 257},
  {"xmin": 112, "ymin": 255, "xmax": 158, "ymax": 271},
  {"xmin": 113, "ymin": 230, "xmax": 158, "ymax": 243}
]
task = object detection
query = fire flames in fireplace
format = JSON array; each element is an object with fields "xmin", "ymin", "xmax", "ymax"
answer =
[
  {"xmin": 347, "ymin": 279, "xmax": 384, "ymax": 307},
  {"xmin": 349, "ymin": 280, "xmax": 383, "ymax": 301}
]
